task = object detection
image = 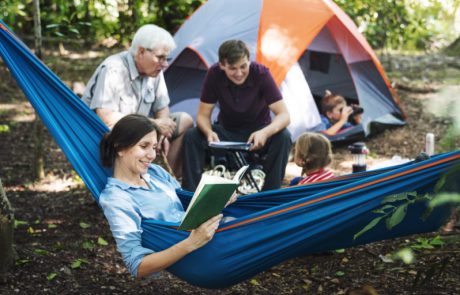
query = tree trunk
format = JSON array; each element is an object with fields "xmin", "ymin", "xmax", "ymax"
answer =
[
  {"xmin": 33, "ymin": 0, "xmax": 45, "ymax": 180},
  {"xmin": 0, "ymin": 180, "xmax": 14, "ymax": 284}
]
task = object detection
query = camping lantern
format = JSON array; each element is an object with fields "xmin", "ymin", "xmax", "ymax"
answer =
[{"xmin": 348, "ymin": 142, "xmax": 369, "ymax": 173}]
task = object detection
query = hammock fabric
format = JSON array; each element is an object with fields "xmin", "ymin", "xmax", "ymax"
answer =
[{"xmin": 1, "ymin": 20, "xmax": 459, "ymax": 288}]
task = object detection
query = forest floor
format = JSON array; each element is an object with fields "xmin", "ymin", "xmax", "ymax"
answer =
[{"xmin": 0, "ymin": 46, "xmax": 459, "ymax": 295}]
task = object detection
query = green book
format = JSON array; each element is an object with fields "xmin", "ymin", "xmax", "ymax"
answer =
[{"xmin": 178, "ymin": 165, "xmax": 249, "ymax": 230}]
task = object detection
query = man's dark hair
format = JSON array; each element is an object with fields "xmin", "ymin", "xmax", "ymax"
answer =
[{"xmin": 218, "ymin": 40, "xmax": 250, "ymax": 65}]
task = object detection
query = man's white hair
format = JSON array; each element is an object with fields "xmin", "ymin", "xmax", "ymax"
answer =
[{"xmin": 129, "ymin": 24, "xmax": 176, "ymax": 56}]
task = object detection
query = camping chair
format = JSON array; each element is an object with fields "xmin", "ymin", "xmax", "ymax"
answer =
[{"xmin": 208, "ymin": 142, "xmax": 264, "ymax": 193}]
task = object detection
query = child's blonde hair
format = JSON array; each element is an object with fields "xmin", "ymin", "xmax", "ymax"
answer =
[
  {"xmin": 295, "ymin": 132, "xmax": 332, "ymax": 175},
  {"xmin": 320, "ymin": 90, "xmax": 346, "ymax": 114}
]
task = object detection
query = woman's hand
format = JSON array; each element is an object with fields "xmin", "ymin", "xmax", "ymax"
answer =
[{"xmin": 182, "ymin": 214, "xmax": 223, "ymax": 252}]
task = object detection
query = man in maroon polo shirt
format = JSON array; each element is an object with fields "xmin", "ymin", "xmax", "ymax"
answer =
[{"xmin": 182, "ymin": 40, "xmax": 292, "ymax": 191}]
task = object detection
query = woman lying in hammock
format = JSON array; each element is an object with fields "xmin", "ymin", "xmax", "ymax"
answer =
[{"xmin": 99, "ymin": 114, "xmax": 223, "ymax": 278}]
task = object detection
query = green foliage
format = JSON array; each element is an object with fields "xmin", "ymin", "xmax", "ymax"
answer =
[
  {"xmin": 1, "ymin": 0, "xmax": 205, "ymax": 45},
  {"xmin": 82, "ymin": 240, "xmax": 95, "ymax": 250},
  {"xmin": 70, "ymin": 258, "xmax": 88, "ymax": 269},
  {"xmin": 79, "ymin": 221, "xmax": 91, "ymax": 229},
  {"xmin": 1, "ymin": 0, "xmax": 455, "ymax": 51},
  {"xmin": 334, "ymin": 0, "xmax": 459, "ymax": 50},
  {"xmin": 438, "ymin": 125, "xmax": 460, "ymax": 152},
  {"xmin": 410, "ymin": 235, "xmax": 444, "ymax": 250},
  {"xmin": 353, "ymin": 192, "xmax": 431, "ymax": 240},
  {"xmin": 0, "ymin": 124, "xmax": 10, "ymax": 133},
  {"xmin": 97, "ymin": 236, "xmax": 108, "ymax": 246},
  {"xmin": 393, "ymin": 247, "xmax": 415, "ymax": 264},
  {"xmin": 33, "ymin": 248, "xmax": 49, "ymax": 255},
  {"xmin": 46, "ymin": 272, "xmax": 57, "ymax": 281}
]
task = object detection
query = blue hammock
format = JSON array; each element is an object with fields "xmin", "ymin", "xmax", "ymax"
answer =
[{"xmin": 1, "ymin": 20, "xmax": 459, "ymax": 288}]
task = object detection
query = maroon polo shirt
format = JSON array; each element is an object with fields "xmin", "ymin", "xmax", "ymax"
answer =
[{"xmin": 200, "ymin": 62, "xmax": 283, "ymax": 131}]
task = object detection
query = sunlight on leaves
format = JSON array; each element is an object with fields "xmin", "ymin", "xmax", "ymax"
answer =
[
  {"xmin": 97, "ymin": 237, "xmax": 108, "ymax": 246},
  {"xmin": 79, "ymin": 222, "xmax": 91, "ymax": 229},
  {"xmin": 393, "ymin": 248, "xmax": 415, "ymax": 264},
  {"xmin": 250, "ymin": 279, "xmax": 260, "ymax": 286},
  {"xmin": 0, "ymin": 124, "xmax": 10, "ymax": 133}
]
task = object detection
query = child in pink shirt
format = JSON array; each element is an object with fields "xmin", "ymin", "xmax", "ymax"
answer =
[{"xmin": 294, "ymin": 132, "xmax": 335, "ymax": 185}]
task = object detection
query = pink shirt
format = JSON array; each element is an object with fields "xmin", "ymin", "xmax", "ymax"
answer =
[{"xmin": 298, "ymin": 169, "xmax": 335, "ymax": 185}]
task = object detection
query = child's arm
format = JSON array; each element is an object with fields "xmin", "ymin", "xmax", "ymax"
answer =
[{"xmin": 323, "ymin": 106, "xmax": 353, "ymax": 136}]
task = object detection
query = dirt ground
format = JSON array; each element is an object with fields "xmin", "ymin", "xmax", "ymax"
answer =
[{"xmin": 0, "ymin": 49, "xmax": 459, "ymax": 295}]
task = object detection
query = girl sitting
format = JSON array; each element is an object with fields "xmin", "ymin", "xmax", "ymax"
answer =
[{"xmin": 293, "ymin": 132, "xmax": 335, "ymax": 185}]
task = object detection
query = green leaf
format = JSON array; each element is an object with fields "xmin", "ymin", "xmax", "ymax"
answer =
[
  {"xmin": 372, "ymin": 204, "xmax": 395, "ymax": 214},
  {"xmin": 69, "ymin": 28, "xmax": 80, "ymax": 35},
  {"xmin": 393, "ymin": 248, "xmax": 415, "ymax": 264},
  {"xmin": 429, "ymin": 236, "xmax": 445, "ymax": 246},
  {"xmin": 354, "ymin": 216, "xmax": 384, "ymax": 240},
  {"xmin": 386, "ymin": 204, "xmax": 408, "ymax": 230},
  {"xmin": 429, "ymin": 193, "xmax": 460, "ymax": 208},
  {"xmin": 0, "ymin": 124, "xmax": 10, "ymax": 133},
  {"xmin": 34, "ymin": 248, "xmax": 49, "ymax": 255},
  {"xmin": 434, "ymin": 175, "xmax": 446, "ymax": 193},
  {"xmin": 79, "ymin": 222, "xmax": 91, "ymax": 229},
  {"xmin": 48, "ymin": 224, "xmax": 58, "ymax": 229},
  {"xmin": 82, "ymin": 240, "xmax": 95, "ymax": 250},
  {"xmin": 71, "ymin": 260, "xmax": 82, "ymax": 269},
  {"xmin": 47, "ymin": 272, "xmax": 58, "ymax": 281},
  {"xmin": 70, "ymin": 259, "xmax": 87, "ymax": 269},
  {"xmin": 14, "ymin": 219, "xmax": 28, "ymax": 228},
  {"xmin": 335, "ymin": 271, "xmax": 345, "ymax": 277},
  {"xmin": 46, "ymin": 24, "xmax": 61, "ymax": 29},
  {"xmin": 97, "ymin": 237, "xmax": 108, "ymax": 246},
  {"xmin": 382, "ymin": 192, "xmax": 414, "ymax": 204},
  {"xmin": 250, "ymin": 279, "xmax": 260, "ymax": 286},
  {"xmin": 15, "ymin": 259, "xmax": 30, "ymax": 266}
]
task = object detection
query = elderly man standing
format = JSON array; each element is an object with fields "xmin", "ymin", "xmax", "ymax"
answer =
[
  {"xmin": 82, "ymin": 24, "xmax": 192, "ymax": 176},
  {"xmin": 182, "ymin": 40, "xmax": 292, "ymax": 191}
]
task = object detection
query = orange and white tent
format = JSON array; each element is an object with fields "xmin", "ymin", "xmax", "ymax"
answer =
[{"xmin": 165, "ymin": 0, "xmax": 405, "ymax": 141}]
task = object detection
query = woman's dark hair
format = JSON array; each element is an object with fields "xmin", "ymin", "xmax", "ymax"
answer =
[
  {"xmin": 218, "ymin": 39, "xmax": 250, "ymax": 65},
  {"xmin": 99, "ymin": 114, "xmax": 158, "ymax": 167}
]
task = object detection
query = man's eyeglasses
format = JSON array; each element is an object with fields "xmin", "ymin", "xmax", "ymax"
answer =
[{"xmin": 145, "ymin": 48, "xmax": 171, "ymax": 63}]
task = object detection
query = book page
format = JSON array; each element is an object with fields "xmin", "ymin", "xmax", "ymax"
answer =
[{"xmin": 232, "ymin": 165, "xmax": 250, "ymax": 182}]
